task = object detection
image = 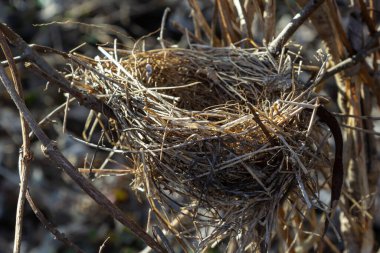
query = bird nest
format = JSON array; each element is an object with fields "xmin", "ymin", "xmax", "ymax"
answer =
[{"xmin": 67, "ymin": 46, "xmax": 334, "ymax": 251}]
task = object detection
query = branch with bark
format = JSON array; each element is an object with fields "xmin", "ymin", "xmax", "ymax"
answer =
[{"xmin": 0, "ymin": 24, "xmax": 166, "ymax": 253}]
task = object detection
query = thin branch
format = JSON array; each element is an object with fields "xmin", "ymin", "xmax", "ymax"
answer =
[
  {"xmin": 321, "ymin": 47, "xmax": 379, "ymax": 81},
  {"xmin": 152, "ymin": 226, "xmax": 175, "ymax": 253},
  {"xmin": 332, "ymin": 113, "xmax": 380, "ymax": 120},
  {"xmin": 340, "ymin": 124, "xmax": 380, "ymax": 136},
  {"xmin": 25, "ymin": 191, "xmax": 86, "ymax": 253},
  {"xmin": 31, "ymin": 97, "xmax": 76, "ymax": 138},
  {"xmin": 268, "ymin": 0, "xmax": 326, "ymax": 55},
  {"xmin": 321, "ymin": 31, "xmax": 380, "ymax": 82},
  {"xmin": 0, "ymin": 57, "xmax": 166, "ymax": 253},
  {"xmin": 171, "ymin": 21, "xmax": 207, "ymax": 45},
  {"xmin": 159, "ymin": 8, "xmax": 170, "ymax": 49},
  {"xmin": 248, "ymin": 103, "xmax": 276, "ymax": 146},
  {"xmin": 263, "ymin": 0, "xmax": 276, "ymax": 43},
  {"xmin": 78, "ymin": 168, "xmax": 132, "ymax": 176},
  {"xmin": 0, "ymin": 29, "xmax": 32, "ymax": 253},
  {"xmin": 358, "ymin": 0, "xmax": 377, "ymax": 35},
  {"xmin": 98, "ymin": 237, "xmax": 110, "ymax": 253},
  {"xmin": 24, "ymin": 62, "xmax": 84, "ymax": 103},
  {"xmin": 0, "ymin": 23, "xmax": 116, "ymax": 120},
  {"xmin": 13, "ymin": 150, "xmax": 31, "ymax": 253},
  {"xmin": 0, "ymin": 55, "xmax": 26, "ymax": 67}
]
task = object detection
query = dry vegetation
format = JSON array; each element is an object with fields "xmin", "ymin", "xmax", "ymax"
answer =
[
  {"xmin": 68, "ymin": 45, "xmax": 337, "ymax": 251},
  {"xmin": 0, "ymin": 0, "xmax": 379, "ymax": 252}
]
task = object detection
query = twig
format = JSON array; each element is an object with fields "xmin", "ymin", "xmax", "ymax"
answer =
[
  {"xmin": 0, "ymin": 23, "xmax": 116, "ymax": 120},
  {"xmin": 25, "ymin": 191, "xmax": 86, "ymax": 253},
  {"xmin": 171, "ymin": 21, "xmax": 206, "ymax": 45},
  {"xmin": 98, "ymin": 237, "xmax": 110, "ymax": 253},
  {"xmin": 340, "ymin": 124, "xmax": 380, "ymax": 136},
  {"xmin": 268, "ymin": 0, "xmax": 326, "ymax": 55},
  {"xmin": 31, "ymin": 98, "xmax": 76, "ymax": 138},
  {"xmin": 321, "ymin": 32, "xmax": 380, "ymax": 82},
  {"xmin": 78, "ymin": 168, "xmax": 133, "ymax": 176},
  {"xmin": 13, "ymin": 150, "xmax": 31, "ymax": 253},
  {"xmin": 0, "ymin": 55, "xmax": 26, "ymax": 67},
  {"xmin": 0, "ymin": 29, "xmax": 32, "ymax": 253},
  {"xmin": 153, "ymin": 226, "xmax": 175, "ymax": 253},
  {"xmin": 358, "ymin": 0, "xmax": 377, "ymax": 35},
  {"xmin": 332, "ymin": 113, "xmax": 380, "ymax": 120},
  {"xmin": 62, "ymin": 94, "xmax": 70, "ymax": 133},
  {"xmin": 248, "ymin": 103, "xmax": 276, "ymax": 146},
  {"xmin": 322, "ymin": 52, "xmax": 371, "ymax": 82},
  {"xmin": 263, "ymin": 0, "xmax": 276, "ymax": 43},
  {"xmin": 159, "ymin": 8, "xmax": 170, "ymax": 49},
  {"xmin": 187, "ymin": 0, "xmax": 215, "ymax": 42},
  {"xmin": 0, "ymin": 57, "xmax": 166, "ymax": 253}
]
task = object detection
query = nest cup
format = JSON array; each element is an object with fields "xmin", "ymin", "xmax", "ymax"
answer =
[{"xmin": 69, "ymin": 46, "xmax": 333, "ymax": 250}]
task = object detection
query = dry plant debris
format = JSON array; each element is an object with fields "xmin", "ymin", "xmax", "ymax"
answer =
[{"xmin": 66, "ymin": 45, "xmax": 337, "ymax": 251}]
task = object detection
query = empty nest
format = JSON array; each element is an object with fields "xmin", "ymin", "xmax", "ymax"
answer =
[{"xmin": 67, "ymin": 45, "xmax": 334, "ymax": 251}]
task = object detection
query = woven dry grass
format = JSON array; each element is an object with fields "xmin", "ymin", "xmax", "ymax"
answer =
[{"xmin": 67, "ymin": 45, "xmax": 334, "ymax": 251}]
